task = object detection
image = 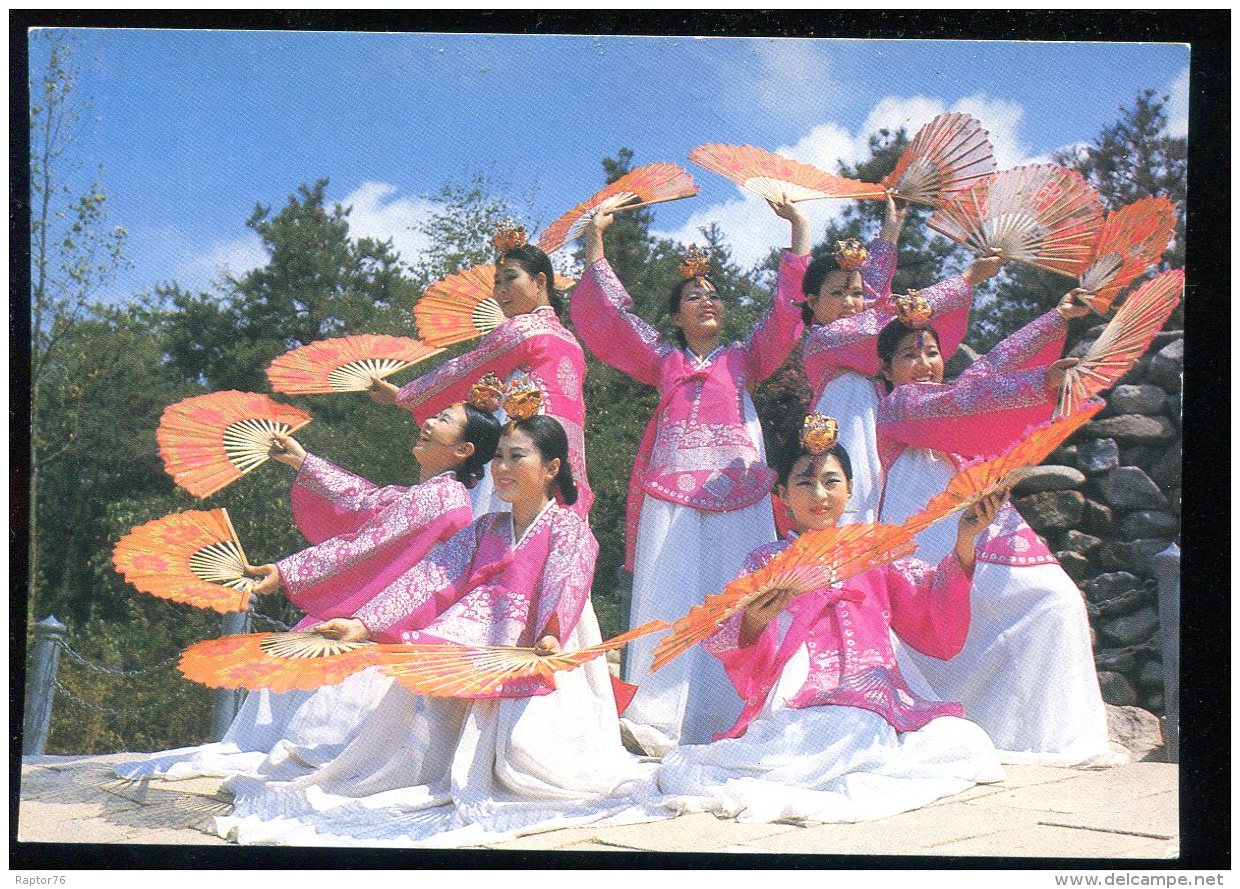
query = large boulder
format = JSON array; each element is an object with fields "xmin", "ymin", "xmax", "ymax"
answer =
[
  {"xmin": 1062, "ymin": 529, "xmax": 1104, "ymax": 555},
  {"xmin": 1076, "ymin": 437, "xmax": 1119, "ymax": 474},
  {"xmin": 1107, "ymin": 384, "xmax": 1168, "ymax": 416},
  {"xmin": 1100, "ymin": 606, "xmax": 1160, "ymax": 646},
  {"xmin": 1082, "ymin": 499, "xmax": 1115, "ymax": 535},
  {"xmin": 1056, "ymin": 551, "xmax": 1092, "ymax": 581},
  {"xmin": 1096, "ymin": 466, "xmax": 1170, "ymax": 509},
  {"xmin": 1098, "ymin": 539, "xmax": 1174, "ymax": 576},
  {"xmin": 1014, "ymin": 490, "xmax": 1085, "ymax": 532},
  {"xmin": 1087, "ymin": 414, "xmax": 1176, "ymax": 443},
  {"xmin": 1082, "ymin": 571, "xmax": 1141, "ymax": 603},
  {"xmin": 1098, "ymin": 671, "xmax": 1139, "ymax": 707},
  {"xmin": 1146, "ymin": 338, "xmax": 1184, "ymax": 393},
  {"xmin": 1147, "ymin": 442, "xmax": 1182, "ymax": 490},
  {"xmin": 1119, "ymin": 510, "xmax": 1179, "ymax": 541},
  {"xmin": 1011, "ymin": 465, "xmax": 1086, "ymax": 495},
  {"xmin": 1106, "ymin": 704, "xmax": 1164, "ymax": 761}
]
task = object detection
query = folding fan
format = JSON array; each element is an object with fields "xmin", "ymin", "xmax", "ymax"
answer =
[
  {"xmin": 537, "ymin": 163, "xmax": 699, "ymax": 255},
  {"xmin": 1057, "ymin": 269, "xmax": 1183, "ymax": 418},
  {"xmin": 1078, "ymin": 196, "xmax": 1178, "ymax": 313},
  {"xmin": 689, "ymin": 143, "xmax": 887, "ymax": 204},
  {"xmin": 157, "ymin": 391, "xmax": 313, "ymax": 498},
  {"xmin": 178, "ymin": 630, "xmax": 384, "ymax": 693},
  {"xmin": 928, "ymin": 164, "xmax": 1103, "ymax": 277},
  {"xmin": 413, "ymin": 264, "xmax": 578, "ymax": 348},
  {"xmin": 651, "ymin": 523, "xmax": 914, "ymax": 671},
  {"xmin": 901, "ymin": 399, "xmax": 1106, "ymax": 538},
  {"xmin": 880, "ymin": 113, "xmax": 997, "ymax": 207},
  {"xmin": 265, "ymin": 334, "xmax": 445, "ymax": 395},
  {"xmin": 112, "ymin": 508, "xmax": 254, "ymax": 613},
  {"xmin": 380, "ymin": 620, "xmax": 668, "ymax": 699}
]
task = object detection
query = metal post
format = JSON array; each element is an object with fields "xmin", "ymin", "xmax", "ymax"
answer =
[
  {"xmin": 1152, "ymin": 543, "xmax": 1179, "ymax": 763},
  {"xmin": 23, "ymin": 616, "xmax": 67, "ymax": 756},
  {"xmin": 211, "ymin": 609, "xmax": 253, "ymax": 741}
]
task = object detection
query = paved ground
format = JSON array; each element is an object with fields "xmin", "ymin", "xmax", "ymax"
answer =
[{"xmin": 17, "ymin": 752, "xmax": 1178, "ymax": 858}]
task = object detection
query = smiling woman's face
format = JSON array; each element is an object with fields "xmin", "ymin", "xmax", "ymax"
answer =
[
  {"xmin": 672, "ymin": 279, "xmax": 724, "ymax": 344},
  {"xmin": 490, "ymin": 427, "xmax": 558, "ymax": 507},
  {"xmin": 809, "ymin": 269, "xmax": 865, "ymax": 325},
  {"xmin": 493, "ymin": 258, "xmax": 549, "ymax": 318},
  {"xmin": 882, "ymin": 329, "xmax": 944, "ymax": 388},
  {"xmin": 777, "ymin": 452, "xmax": 853, "ymax": 533}
]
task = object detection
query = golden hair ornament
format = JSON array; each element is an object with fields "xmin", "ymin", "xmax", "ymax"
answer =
[
  {"xmin": 678, "ymin": 245, "xmax": 711, "ymax": 281},
  {"xmin": 833, "ymin": 238, "xmax": 869, "ymax": 272},
  {"xmin": 893, "ymin": 290, "xmax": 934, "ymax": 329},
  {"xmin": 492, "ymin": 219, "xmax": 528, "ymax": 255},
  {"xmin": 799, "ymin": 414, "xmax": 840, "ymax": 455},
  {"xmin": 466, "ymin": 374, "xmax": 505, "ymax": 413},
  {"xmin": 502, "ymin": 376, "xmax": 543, "ymax": 422}
]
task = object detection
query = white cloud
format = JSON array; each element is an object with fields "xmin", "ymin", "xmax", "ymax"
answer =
[
  {"xmin": 173, "ymin": 233, "xmax": 267, "ymax": 289},
  {"xmin": 1165, "ymin": 65, "xmax": 1189, "ymax": 139},
  {"xmin": 654, "ymin": 92, "xmax": 1043, "ymax": 270},
  {"xmin": 339, "ymin": 181, "xmax": 439, "ymax": 265}
]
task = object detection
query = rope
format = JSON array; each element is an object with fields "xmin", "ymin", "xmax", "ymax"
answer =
[
  {"xmin": 57, "ymin": 641, "xmax": 182, "ymax": 677},
  {"xmin": 51, "ymin": 677, "xmax": 171, "ymax": 715}
]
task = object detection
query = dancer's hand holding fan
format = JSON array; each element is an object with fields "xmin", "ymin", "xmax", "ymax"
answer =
[
  {"xmin": 157, "ymin": 391, "xmax": 312, "ymax": 498},
  {"xmin": 1077, "ymin": 195, "xmax": 1179, "ymax": 313},
  {"xmin": 651, "ymin": 521, "xmax": 916, "ymax": 671},
  {"xmin": 1056, "ymin": 268, "xmax": 1183, "ymax": 418},
  {"xmin": 537, "ymin": 162, "xmax": 698, "ymax": 255},
  {"xmin": 928, "ymin": 164, "xmax": 1103, "ymax": 276},
  {"xmin": 112, "ymin": 508, "xmax": 257, "ymax": 613}
]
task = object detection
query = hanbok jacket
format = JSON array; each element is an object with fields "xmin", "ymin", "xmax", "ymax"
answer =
[
  {"xmin": 278, "ymin": 456, "xmax": 473, "ymax": 622},
  {"xmin": 571, "ymin": 251, "xmax": 809, "ymax": 569},
  {"xmin": 394, "ymin": 305, "xmax": 593, "ymax": 517},
  {"xmin": 705, "ymin": 538, "xmax": 973, "ymax": 740}
]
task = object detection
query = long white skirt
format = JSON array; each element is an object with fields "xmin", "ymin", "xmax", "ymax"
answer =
[
  {"xmin": 214, "ymin": 604, "xmax": 660, "ymax": 847},
  {"xmin": 882, "ymin": 448, "xmax": 1122, "ymax": 767},
  {"xmin": 651, "ymin": 644, "xmax": 1004, "ymax": 824},
  {"xmin": 814, "ymin": 370, "xmax": 883, "ymax": 525},
  {"xmin": 112, "ymin": 668, "xmax": 395, "ymax": 782}
]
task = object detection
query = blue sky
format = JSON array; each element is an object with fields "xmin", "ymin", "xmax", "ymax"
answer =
[{"xmin": 30, "ymin": 29, "xmax": 1190, "ymax": 304}]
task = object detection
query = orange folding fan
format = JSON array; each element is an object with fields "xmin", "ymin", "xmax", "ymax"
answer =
[
  {"xmin": 265, "ymin": 334, "xmax": 444, "ymax": 395},
  {"xmin": 689, "ymin": 143, "xmax": 887, "ymax": 204},
  {"xmin": 651, "ymin": 523, "xmax": 914, "ymax": 671},
  {"xmin": 112, "ymin": 508, "xmax": 254, "ymax": 613},
  {"xmin": 928, "ymin": 164, "xmax": 1103, "ymax": 277},
  {"xmin": 880, "ymin": 113, "xmax": 997, "ymax": 207},
  {"xmin": 1058, "ymin": 269, "xmax": 1183, "ymax": 418},
  {"xmin": 178, "ymin": 631, "xmax": 384, "ymax": 694},
  {"xmin": 157, "ymin": 391, "xmax": 312, "ymax": 498},
  {"xmin": 380, "ymin": 620, "xmax": 668, "ymax": 699},
  {"xmin": 1078, "ymin": 196, "xmax": 1178, "ymax": 313},
  {"xmin": 413, "ymin": 264, "xmax": 577, "ymax": 348},
  {"xmin": 537, "ymin": 163, "xmax": 699, "ymax": 255},
  {"xmin": 901, "ymin": 400, "xmax": 1106, "ymax": 538}
]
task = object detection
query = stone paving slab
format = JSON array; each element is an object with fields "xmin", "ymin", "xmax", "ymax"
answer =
[{"xmin": 17, "ymin": 755, "xmax": 1179, "ymax": 858}]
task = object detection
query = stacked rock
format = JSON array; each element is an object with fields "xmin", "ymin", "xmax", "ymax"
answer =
[{"xmin": 1010, "ymin": 321, "xmax": 1183, "ymax": 715}]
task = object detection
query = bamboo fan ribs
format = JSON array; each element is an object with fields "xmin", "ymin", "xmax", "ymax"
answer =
[
  {"xmin": 381, "ymin": 621, "xmax": 668, "ymax": 699},
  {"xmin": 179, "ymin": 631, "xmax": 384, "ymax": 693},
  {"xmin": 1057, "ymin": 269, "xmax": 1183, "ymax": 419},
  {"xmin": 689, "ymin": 143, "xmax": 886, "ymax": 204},
  {"xmin": 413, "ymin": 264, "xmax": 577, "ymax": 348},
  {"xmin": 928, "ymin": 164, "xmax": 1103, "ymax": 276},
  {"xmin": 651, "ymin": 523, "xmax": 914, "ymax": 671},
  {"xmin": 881, "ymin": 113, "xmax": 997, "ymax": 206},
  {"xmin": 1078, "ymin": 196, "xmax": 1178, "ymax": 313},
  {"xmin": 537, "ymin": 163, "xmax": 698, "ymax": 255},
  {"xmin": 157, "ymin": 392, "xmax": 312, "ymax": 498},
  {"xmin": 112, "ymin": 508, "xmax": 254, "ymax": 613},
  {"xmin": 902, "ymin": 400, "xmax": 1106, "ymax": 538},
  {"xmin": 266, "ymin": 335, "xmax": 444, "ymax": 394}
]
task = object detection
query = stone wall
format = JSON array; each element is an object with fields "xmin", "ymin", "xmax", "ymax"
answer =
[{"xmin": 1010, "ymin": 322, "xmax": 1183, "ymax": 715}]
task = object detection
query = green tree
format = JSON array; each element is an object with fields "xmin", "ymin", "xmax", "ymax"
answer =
[{"xmin": 28, "ymin": 32, "xmax": 129, "ymax": 627}]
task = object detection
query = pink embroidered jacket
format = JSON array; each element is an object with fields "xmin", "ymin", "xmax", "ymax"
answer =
[
  {"xmin": 877, "ymin": 309, "xmax": 1070, "ymax": 568},
  {"xmin": 394, "ymin": 305, "xmax": 592, "ymax": 517},
  {"xmin": 571, "ymin": 251, "xmax": 809, "ymax": 569},
  {"xmin": 705, "ymin": 538, "xmax": 972, "ymax": 740},
  {"xmin": 278, "ymin": 455, "xmax": 473, "ymax": 626},
  {"xmin": 352, "ymin": 503, "xmax": 599, "ymax": 698},
  {"xmin": 802, "ymin": 267, "xmax": 974, "ymax": 404}
]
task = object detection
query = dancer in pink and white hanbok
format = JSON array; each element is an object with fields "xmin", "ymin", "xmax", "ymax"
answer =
[
  {"xmin": 876, "ymin": 294, "xmax": 1122, "ymax": 767},
  {"xmin": 570, "ymin": 197, "xmax": 810, "ymax": 753},
  {"xmin": 651, "ymin": 419, "xmax": 1004, "ymax": 823},
  {"xmin": 216, "ymin": 415, "xmax": 653, "ymax": 848}
]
